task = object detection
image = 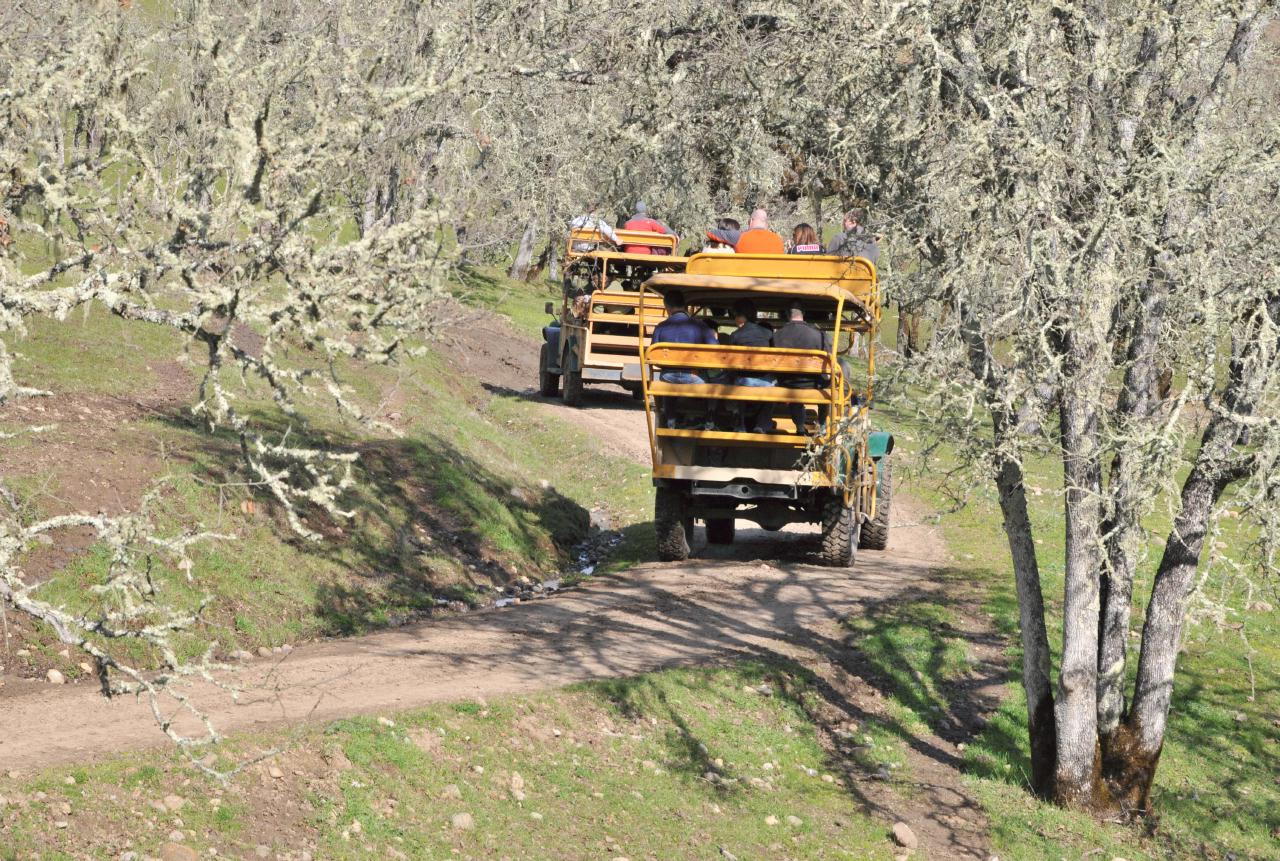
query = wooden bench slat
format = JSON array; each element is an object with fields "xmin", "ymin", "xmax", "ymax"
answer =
[
  {"xmin": 646, "ymin": 346, "xmax": 830, "ymax": 374},
  {"xmin": 586, "ymin": 334, "xmax": 647, "ymax": 347},
  {"xmin": 655, "ymin": 428, "xmax": 812, "ymax": 445},
  {"xmin": 646, "ymin": 382, "xmax": 831, "ymax": 404}
]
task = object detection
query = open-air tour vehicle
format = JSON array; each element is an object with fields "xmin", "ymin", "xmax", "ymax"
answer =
[
  {"xmin": 634, "ymin": 253, "xmax": 894, "ymax": 566},
  {"xmin": 540, "ymin": 226, "xmax": 689, "ymax": 405}
]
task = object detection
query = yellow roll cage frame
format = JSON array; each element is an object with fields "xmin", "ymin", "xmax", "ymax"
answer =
[{"xmin": 636, "ymin": 253, "xmax": 880, "ymax": 502}]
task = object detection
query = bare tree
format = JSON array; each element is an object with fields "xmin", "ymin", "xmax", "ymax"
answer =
[
  {"xmin": 800, "ymin": 0, "xmax": 1279, "ymax": 813},
  {"xmin": 0, "ymin": 0, "xmax": 525, "ymax": 755}
]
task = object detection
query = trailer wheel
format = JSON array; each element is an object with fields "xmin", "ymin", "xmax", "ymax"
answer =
[
  {"xmin": 655, "ymin": 486, "xmax": 691, "ymax": 561},
  {"xmin": 538, "ymin": 343, "xmax": 560, "ymax": 397},
  {"xmin": 820, "ymin": 492, "xmax": 860, "ymax": 568},
  {"xmin": 562, "ymin": 367, "xmax": 584, "ymax": 406},
  {"xmin": 705, "ymin": 517, "xmax": 735, "ymax": 545},
  {"xmin": 859, "ymin": 460, "xmax": 892, "ymax": 550}
]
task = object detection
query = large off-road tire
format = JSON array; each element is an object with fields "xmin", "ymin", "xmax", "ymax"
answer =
[
  {"xmin": 859, "ymin": 459, "xmax": 892, "ymax": 550},
  {"xmin": 655, "ymin": 486, "xmax": 691, "ymax": 561},
  {"xmin": 820, "ymin": 491, "xmax": 861, "ymax": 568},
  {"xmin": 630, "ymin": 385, "xmax": 645, "ymax": 401},
  {"xmin": 562, "ymin": 367, "xmax": 584, "ymax": 407},
  {"xmin": 705, "ymin": 517, "xmax": 735, "ymax": 545},
  {"xmin": 538, "ymin": 343, "xmax": 560, "ymax": 397}
]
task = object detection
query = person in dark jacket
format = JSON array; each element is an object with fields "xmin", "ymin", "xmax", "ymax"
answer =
[
  {"xmin": 650, "ymin": 290, "xmax": 717, "ymax": 428},
  {"xmin": 825, "ymin": 207, "xmax": 879, "ymax": 264},
  {"xmin": 726, "ymin": 299, "xmax": 775, "ymax": 432},
  {"xmin": 772, "ymin": 304, "xmax": 829, "ymax": 434}
]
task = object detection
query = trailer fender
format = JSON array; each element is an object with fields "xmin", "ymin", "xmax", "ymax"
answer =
[
  {"xmin": 868, "ymin": 431, "xmax": 895, "ymax": 460},
  {"xmin": 542, "ymin": 325, "xmax": 563, "ymax": 374}
]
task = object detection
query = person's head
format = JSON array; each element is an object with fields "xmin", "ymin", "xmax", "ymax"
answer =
[
  {"xmin": 717, "ymin": 217, "xmax": 740, "ymax": 232},
  {"xmin": 788, "ymin": 302, "xmax": 805, "ymax": 322},
  {"xmin": 748, "ymin": 208, "xmax": 769, "ymax": 230},
  {"xmin": 843, "ymin": 207, "xmax": 867, "ymax": 232},
  {"xmin": 732, "ymin": 299, "xmax": 757, "ymax": 326},
  {"xmin": 664, "ymin": 290, "xmax": 687, "ymax": 312},
  {"xmin": 792, "ymin": 223, "xmax": 818, "ymax": 246},
  {"xmin": 635, "ymin": 200, "xmax": 649, "ymax": 216}
]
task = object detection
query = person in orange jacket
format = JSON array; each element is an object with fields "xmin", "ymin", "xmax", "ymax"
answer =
[{"xmin": 705, "ymin": 209, "xmax": 785, "ymax": 254}]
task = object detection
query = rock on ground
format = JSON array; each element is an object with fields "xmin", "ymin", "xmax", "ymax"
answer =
[
  {"xmin": 891, "ymin": 821, "xmax": 919, "ymax": 849},
  {"xmin": 159, "ymin": 844, "xmax": 199, "ymax": 861},
  {"xmin": 451, "ymin": 811, "xmax": 475, "ymax": 830}
]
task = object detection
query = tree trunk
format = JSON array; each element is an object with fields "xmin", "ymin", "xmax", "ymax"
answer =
[
  {"xmin": 995, "ymin": 457, "xmax": 1058, "ymax": 797},
  {"xmin": 508, "ymin": 220, "xmax": 537, "ymax": 281},
  {"xmin": 526, "ymin": 242, "xmax": 552, "ymax": 282},
  {"xmin": 360, "ymin": 180, "xmax": 378, "ymax": 238},
  {"xmin": 897, "ymin": 304, "xmax": 922, "ymax": 357},
  {"xmin": 959, "ymin": 306, "xmax": 1057, "ymax": 796},
  {"xmin": 1054, "ymin": 320, "xmax": 1108, "ymax": 808},
  {"xmin": 1113, "ymin": 291, "xmax": 1278, "ymax": 812},
  {"xmin": 1098, "ymin": 281, "xmax": 1168, "ymax": 743}
]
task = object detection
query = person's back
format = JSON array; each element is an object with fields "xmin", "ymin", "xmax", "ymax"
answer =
[
  {"xmin": 772, "ymin": 307, "xmax": 829, "ymax": 432},
  {"xmin": 772, "ymin": 319, "xmax": 824, "ymax": 351},
  {"xmin": 652, "ymin": 310, "xmax": 717, "ymax": 346},
  {"xmin": 789, "ymin": 223, "xmax": 823, "ymax": 255},
  {"xmin": 622, "ymin": 200, "xmax": 673, "ymax": 254},
  {"xmin": 734, "ymin": 208, "xmax": 785, "ymax": 254},
  {"xmin": 735, "ymin": 229, "xmax": 785, "ymax": 254},
  {"xmin": 728, "ymin": 320, "xmax": 773, "ymax": 348}
]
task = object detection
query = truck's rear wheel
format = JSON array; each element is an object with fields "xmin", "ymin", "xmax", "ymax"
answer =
[
  {"xmin": 655, "ymin": 486, "xmax": 691, "ymax": 561},
  {"xmin": 538, "ymin": 344, "xmax": 560, "ymax": 397},
  {"xmin": 820, "ymin": 492, "xmax": 860, "ymax": 568},
  {"xmin": 705, "ymin": 517, "xmax": 735, "ymax": 545},
  {"xmin": 859, "ymin": 460, "xmax": 892, "ymax": 550},
  {"xmin": 562, "ymin": 367, "xmax": 584, "ymax": 407}
]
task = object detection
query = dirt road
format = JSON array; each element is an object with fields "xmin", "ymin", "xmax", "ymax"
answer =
[{"xmin": 1, "ymin": 376, "xmax": 949, "ymax": 756}]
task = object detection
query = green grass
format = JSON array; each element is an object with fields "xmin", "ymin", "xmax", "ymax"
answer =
[
  {"xmin": 3, "ymin": 271, "xmax": 651, "ymax": 671},
  {"xmin": 2, "ymin": 664, "xmax": 901, "ymax": 860},
  {"xmin": 871, "ymin": 393, "xmax": 1280, "ymax": 860},
  {"xmin": 453, "ymin": 264, "xmax": 560, "ymax": 338},
  {"xmin": 11, "ymin": 307, "xmax": 190, "ymax": 397}
]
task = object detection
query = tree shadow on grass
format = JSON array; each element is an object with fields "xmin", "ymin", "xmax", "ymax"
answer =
[{"xmin": 153, "ymin": 408, "xmax": 589, "ymax": 637}]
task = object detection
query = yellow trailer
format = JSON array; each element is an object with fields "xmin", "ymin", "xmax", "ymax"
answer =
[
  {"xmin": 539, "ymin": 227, "xmax": 689, "ymax": 405},
  {"xmin": 635, "ymin": 253, "xmax": 893, "ymax": 566}
]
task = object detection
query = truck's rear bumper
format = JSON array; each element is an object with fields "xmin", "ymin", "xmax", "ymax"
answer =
[
  {"xmin": 653, "ymin": 464, "xmax": 832, "ymax": 487},
  {"xmin": 582, "ymin": 367, "xmax": 626, "ymax": 383}
]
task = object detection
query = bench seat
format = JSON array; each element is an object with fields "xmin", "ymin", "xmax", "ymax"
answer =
[{"xmin": 646, "ymin": 381, "xmax": 832, "ymax": 404}]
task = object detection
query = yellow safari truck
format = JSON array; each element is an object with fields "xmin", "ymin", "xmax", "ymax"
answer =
[
  {"xmin": 539, "ymin": 227, "xmax": 689, "ymax": 406},
  {"xmin": 635, "ymin": 253, "xmax": 893, "ymax": 566}
]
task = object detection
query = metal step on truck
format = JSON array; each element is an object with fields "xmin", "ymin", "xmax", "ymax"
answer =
[
  {"xmin": 633, "ymin": 252, "xmax": 893, "ymax": 566},
  {"xmin": 539, "ymin": 226, "xmax": 690, "ymax": 406}
]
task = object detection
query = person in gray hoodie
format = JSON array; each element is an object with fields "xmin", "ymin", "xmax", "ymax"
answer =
[{"xmin": 825, "ymin": 207, "xmax": 879, "ymax": 264}]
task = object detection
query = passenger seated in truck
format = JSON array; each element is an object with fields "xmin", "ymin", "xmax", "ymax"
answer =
[
  {"xmin": 788, "ymin": 223, "xmax": 823, "ymax": 255},
  {"xmin": 701, "ymin": 217, "xmax": 740, "ymax": 254},
  {"xmin": 727, "ymin": 300, "xmax": 776, "ymax": 433},
  {"xmin": 771, "ymin": 303, "xmax": 830, "ymax": 434},
  {"xmin": 650, "ymin": 290, "xmax": 717, "ymax": 429},
  {"xmin": 622, "ymin": 201, "xmax": 675, "ymax": 254}
]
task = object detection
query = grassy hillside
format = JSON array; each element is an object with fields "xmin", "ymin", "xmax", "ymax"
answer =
[{"xmin": 0, "ymin": 271, "xmax": 649, "ymax": 680}]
